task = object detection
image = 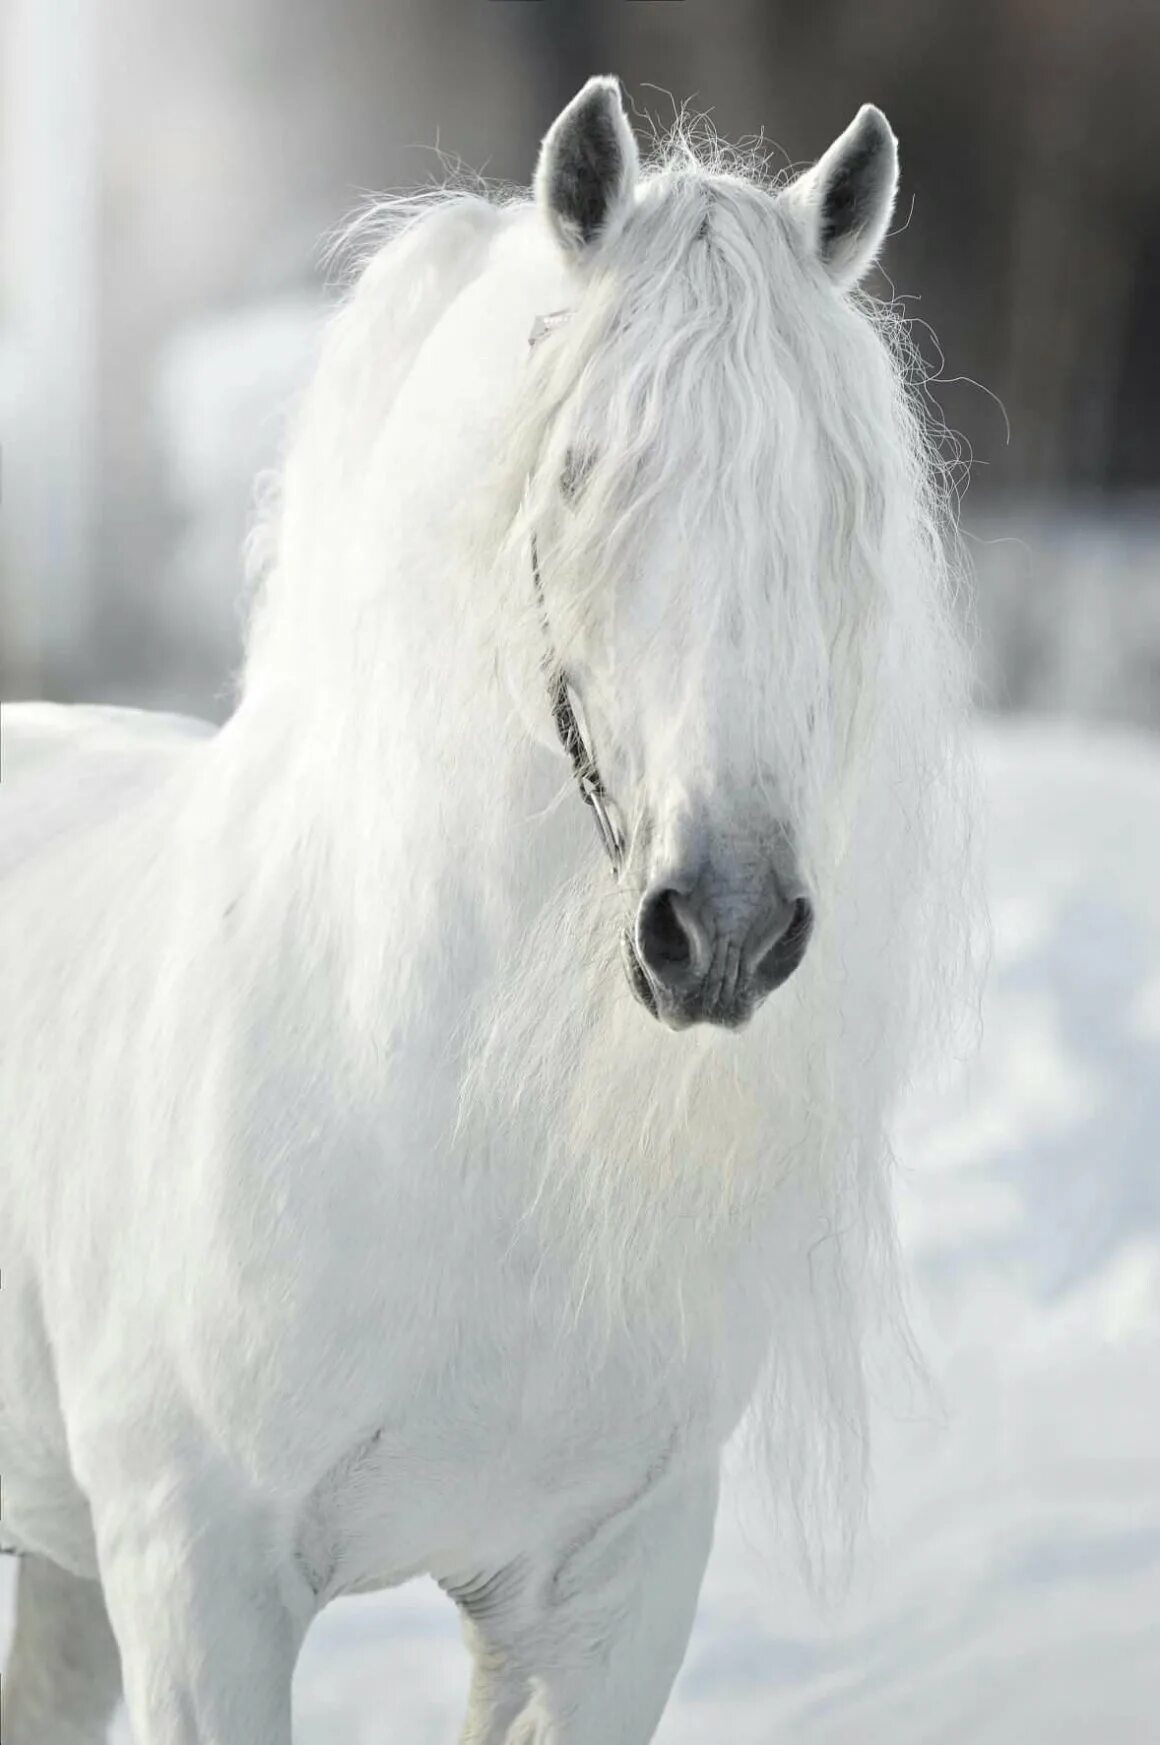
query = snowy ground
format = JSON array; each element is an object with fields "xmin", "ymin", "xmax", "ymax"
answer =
[{"xmin": 3, "ymin": 717, "xmax": 1158, "ymax": 1742}]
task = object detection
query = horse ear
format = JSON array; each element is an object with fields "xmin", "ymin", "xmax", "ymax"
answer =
[
  {"xmin": 535, "ymin": 76, "xmax": 639, "ymax": 259},
  {"xmin": 783, "ymin": 105, "xmax": 899, "ymax": 289}
]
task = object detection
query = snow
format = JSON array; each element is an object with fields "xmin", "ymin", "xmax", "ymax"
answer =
[{"xmin": 3, "ymin": 718, "xmax": 1158, "ymax": 1741}]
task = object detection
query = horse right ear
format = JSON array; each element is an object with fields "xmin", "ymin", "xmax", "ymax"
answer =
[
  {"xmin": 535, "ymin": 76, "xmax": 639, "ymax": 260},
  {"xmin": 783, "ymin": 105, "xmax": 899, "ymax": 290}
]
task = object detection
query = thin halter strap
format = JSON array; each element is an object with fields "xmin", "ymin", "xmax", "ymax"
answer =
[{"xmin": 526, "ymin": 308, "xmax": 625, "ymax": 877}]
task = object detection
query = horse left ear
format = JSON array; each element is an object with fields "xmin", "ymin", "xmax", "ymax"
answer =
[
  {"xmin": 535, "ymin": 76, "xmax": 639, "ymax": 260},
  {"xmin": 783, "ymin": 105, "xmax": 899, "ymax": 290}
]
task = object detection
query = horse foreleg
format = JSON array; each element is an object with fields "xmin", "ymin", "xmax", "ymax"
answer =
[
  {"xmin": 455, "ymin": 1459, "xmax": 719, "ymax": 1745},
  {"xmin": 1, "ymin": 1554, "xmax": 123, "ymax": 1745},
  {"xmin": 86, "ymin": 1470, "xmax": 310, "ymax": 1745}
]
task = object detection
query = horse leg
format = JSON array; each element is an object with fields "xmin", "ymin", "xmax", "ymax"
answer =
[
  {"xmin": 1, "ymin": 1554, "xmax": 123, "ymax": 1745},
  {"xmin": 455, "ymin": 1460, "xmax": 719, "ymax": 1745},
  {"xmin": 86, "ymin": 1469, "xmax": 310, "ymax": 1745}
]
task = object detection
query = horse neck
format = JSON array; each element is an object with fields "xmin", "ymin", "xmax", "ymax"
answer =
[{"xmin": 222, "ymin": 505, "xmax": 580, "ymax": 1041}]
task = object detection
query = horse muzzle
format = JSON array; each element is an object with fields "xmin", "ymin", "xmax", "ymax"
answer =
[{"xmin": 623, "ymin": 871, "xmax": 814, "ymax": 1029}]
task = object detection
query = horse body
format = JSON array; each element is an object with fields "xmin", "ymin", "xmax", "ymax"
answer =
[
  {"xmin": 0, "ymin": 79, "xmax": 974, "ymax": 1744},
  {"xmin": 0, "ymin": 695, "xmax": 741, "ymax": 1741}
]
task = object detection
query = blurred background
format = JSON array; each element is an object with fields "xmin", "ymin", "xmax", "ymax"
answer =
[
  {"xmin": 2, "ymin": 0, "xmax": 1159, "ymax": 719},
  {"xmin": 2, "ymin": 4, "xmax": 1159, "ymax": 1742}
]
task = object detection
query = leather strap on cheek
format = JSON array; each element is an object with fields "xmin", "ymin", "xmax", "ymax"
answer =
[
  {"xmin": 525, "ymin": 307, "xmax": 625, "ymax": 877},
  {"xmin": 530, "ymin": 532, "xmax": 625, "ymax": 879}
]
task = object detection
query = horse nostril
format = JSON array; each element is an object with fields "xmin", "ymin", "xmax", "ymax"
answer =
[
  {"xmin": 783, "ymin": 897, "xmax": 813, "ymax": 948},
  {"xmin": 637, "ymin": 888, "xmax": 699, "ymax": 980},
  {"xmin": 750, "ymin": 895, "xmax": 814, "ymax": 994}
]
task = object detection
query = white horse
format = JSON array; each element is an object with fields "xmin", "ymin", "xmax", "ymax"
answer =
[{"xmin": 0, "ymin": 77, "xmax": 975, "ymax": 1744}]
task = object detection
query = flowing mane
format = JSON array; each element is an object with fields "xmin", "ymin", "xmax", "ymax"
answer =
[{"xmin": 237, "ymin": 129, "xmax": 979, "ymax": 1581}]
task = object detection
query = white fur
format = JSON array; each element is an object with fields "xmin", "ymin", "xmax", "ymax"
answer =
[{"xmin": 0, "ymin": 85, "xmax": 978, "ymax": 1745}]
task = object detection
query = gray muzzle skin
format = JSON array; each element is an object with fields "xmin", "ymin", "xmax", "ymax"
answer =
[{"xmin": 625, "ymin": 870, "xmax": 814, "ymax": 1029}]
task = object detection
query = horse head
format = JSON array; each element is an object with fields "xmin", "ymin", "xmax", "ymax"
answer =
[{"xmin": 520, "ymin": 79, "xmax": 903, "ymax": 1031}]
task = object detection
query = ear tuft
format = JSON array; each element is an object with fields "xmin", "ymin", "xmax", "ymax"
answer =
[
  {"xmin": 784, "ymin": 104, "xmax": 899, "ymax": 290},
  {"xmin": 535, "ymin": 76, "xmax": 639, "ymax": 259}
]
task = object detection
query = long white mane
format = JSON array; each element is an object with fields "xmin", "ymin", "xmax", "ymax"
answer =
[{"xmin": 240, "ymin": 125, "xmax": 980, "ymax": 1584}]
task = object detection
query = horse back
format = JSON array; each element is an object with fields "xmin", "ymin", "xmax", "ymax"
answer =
[{"xmin": 0, "ymin": 702, "xmax": 214, "ymax": 885}]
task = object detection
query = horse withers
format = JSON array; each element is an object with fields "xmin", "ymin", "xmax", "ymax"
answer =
[{"xmin": 0, "ymin": 77, "xmax": 975, "ymax": 1744}]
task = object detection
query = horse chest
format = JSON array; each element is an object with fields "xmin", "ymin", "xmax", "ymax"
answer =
[{"xmin": 293, "ymin": 1302, "xmax": 700, "ymax": 1602}]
